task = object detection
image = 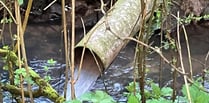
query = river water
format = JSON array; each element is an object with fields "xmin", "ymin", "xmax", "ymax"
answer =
[{"xmin": 1, "ymin": 23, "xmax": 209, "ymax": 102}]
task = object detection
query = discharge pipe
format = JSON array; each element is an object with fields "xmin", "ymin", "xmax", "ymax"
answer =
[{"xmin": 66, "ymin": 0, "xmax": 155, "ymax": 99}]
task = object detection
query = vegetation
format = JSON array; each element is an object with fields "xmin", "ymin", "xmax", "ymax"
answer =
[{"xmin": 0, "ymin": 0, "xmax": 209, "ymax": 103}]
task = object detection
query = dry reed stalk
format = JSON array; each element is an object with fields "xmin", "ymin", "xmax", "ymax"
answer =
[
  {"xmin": 62, "ymin": 0, "xmax": 70, "ymax": 99},
  {"xmin": 15, "ymin": 1, "xmax": 25, "ymax": 102},
  {"xmin": 181, "ymin": 25, "xmax": 193, "ymax": 79},
  {"xmin": 176, "ymin": 11, "xmax": 191, "ymax": 103},
  {"xmin": 70, "ymin": 0, "xmax": 76, "ymax": 99},
  {"xmin": 14, "ymin": 0, "xmax": 34, "ymax": 102}
]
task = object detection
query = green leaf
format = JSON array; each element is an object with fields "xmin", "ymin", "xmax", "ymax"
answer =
[
  {"xmin": 126, "ymin": 82, "xmax": 139, "ymax": 92},
  {"xmin": 47, "ymin": 58, "xmax": 56, "ymax": 65},
  {"xmin": 147, "ymin": 98, "xmax": 171, "ymax": 103},
  {"xmin": 174, "ymin": 96, "xmax": 188, "ymax": 103},
  {"xmin": 64, "ymin": 100, "xmax": 81, "ymax": 103},
  {"xmin": 182, "ymin": 82, "xmax": 209, "ymax": 103},
  {"xmin": 162, "ymin": 41, "xmax": 170, "ymax": 50},
  {"xmin": 3, "ymin": 65, "xmax": 8, "ymax": 70},
  {"xmin": 161, "ymin": 87, "xmax": 172, "ymax": 97},
  {"xmin": 80, "ymin": 90, "xmax": 115, "ymax": 103},
  {"xmin": 128, "ymin": 93, "xmax": 140, "ymax": 103},
  {"xmin": 3, "ymin": 45, "xmax": 9, "ymax": 50},
  {"xmin": 44, "ymin": 75, "xmax": 51, "ymax": 82},
  {"xmin": 14, "ymin": 78, "xmax": 20, "ymax": 85},
  {"xmin": 18, "ymin": 0, "xmax": 23, "ymax": 5},
  {"xmin": 151, "ymin": 83, "xmax": 161, "ymax": 98},
  {"xmin": 25, "ymin": 76, "xmax": 34, "ymax": 85},
  {"xmin": 43, "ymin": 66, "xmax": 49, "ymax": 71}
]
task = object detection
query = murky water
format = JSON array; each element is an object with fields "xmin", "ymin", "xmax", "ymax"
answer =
[{"xmin": 1, "ymin": 23, "xmax": 209, "ymax": 102}]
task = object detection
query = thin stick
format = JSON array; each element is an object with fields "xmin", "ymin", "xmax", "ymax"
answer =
[
  {"xmin": 70, "ymin": 0, "xmax": 76, "ymax": 99},
  {"xmin": 15, "ymin": 1, "xmax": 25, "ymax": 102},
  {"xmin": 181, "ymin": 24, "xmax": 193, "ymax": 79},
  {"xmin": 138, "ymin": 1, "xmax": 146, "ymax": 102},
  {"xmin": 22, "ymin": 0, "xmax": 33, "ymax": 34},
  {"xmin": 75, "ymin": 17, "xmax": 86, "ymax": 83},
  {"xmin": 176, "ymin": 12, "xmax": 191, "ymax": 103},
  {"xmin": 124, "ymin": 37, "xmax": 185, "ymax": 75},
  {"xmin": 62, "ymin": 0, "xmax": 69, "ymax": 99},
  {"xmin": 14, "ymin": 0, "xmax": 33, "ymax": 52},
  {"xmin": 43, "ymin": 0, "xmax": 57, "ymax": 11}
]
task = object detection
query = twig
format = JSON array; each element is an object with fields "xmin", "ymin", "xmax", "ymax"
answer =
[
  {"xmin": 181, "ymin": 24, "xmax": 193, "ymax": 79},
  {"xmin": 0, "ymin": 0, "xmax": 16, "ymax": 24},
  {"xmin": 22, "ymin": 0, "xmax": 33, "ymax": 34},
  {"xmin": 124, "ymin": 37, "xmax": 186, "ymax": 75},
  {"xmin": 43, "ymin": 0, "xmax": 57, "ymax": 11},
  {"xmin": 75, "ymin": 17, "xmax": 86, "ymax": 83}
]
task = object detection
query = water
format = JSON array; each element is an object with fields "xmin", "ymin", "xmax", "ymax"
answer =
[{"xmin": 1, "ymin": 23, "xmax": 209, "ymax": 102}]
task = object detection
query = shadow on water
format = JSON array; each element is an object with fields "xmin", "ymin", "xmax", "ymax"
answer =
[{"xmin": 0, "ymin": 23, "xmax": 209, "ymax": 102}]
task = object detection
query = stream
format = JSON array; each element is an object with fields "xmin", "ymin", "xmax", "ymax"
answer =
[{"xmin": 1, "ymin": 23, "xmax": 209, "ymax": 102}]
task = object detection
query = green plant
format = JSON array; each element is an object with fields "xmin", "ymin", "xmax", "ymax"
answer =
[
  {"xmin": 0, "ymin": 17, "xmax": 13, "ymax": 24},
  {"xmin": 65, "ymin": 90, "xmax": 115, "ymax": 103},
  {"xmin": 124, "ymin": 79, "xmax": 209, "ymax": 103},
  {"xmin": 181, "ymin": 13, "xmax": 209, "ymax": 24},
  {"xmin": 124, "ymin": 82, "xmax": 141, "ymax": 103},
  {"xmin": 124, "ymin": 81, "xmax": 175, "ymax": 103},
  {"xmin": 18, "ymin": 0, "xmax": 23, "ymax": 5},
  {"xmin": 42, "ymin": 59, "xmax": 56, "ymax": 82},
  {"xmin": 182, "ymin": 81, "xmax": 209, "ymax": 103},
  {"xmin": 14, "ymin": 68, "xmax": 34, "ymax": 85}
]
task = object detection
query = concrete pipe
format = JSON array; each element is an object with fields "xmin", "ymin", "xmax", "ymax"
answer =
[{"xmin": 66, "ymin": 0, "xmax": 155, "ymax": 99}]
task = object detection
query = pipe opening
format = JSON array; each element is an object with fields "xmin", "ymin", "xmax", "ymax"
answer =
[{"xmin": 66, "ymin": 47, "xmax": 104, "ymax": 98}]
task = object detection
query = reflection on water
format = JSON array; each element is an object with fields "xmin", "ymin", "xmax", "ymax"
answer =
[{"xmin": 0, "ymin": 23, "xmax": 209, "ymax": 102}]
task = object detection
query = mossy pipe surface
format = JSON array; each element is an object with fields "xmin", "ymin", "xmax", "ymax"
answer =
[
  {"xmin": 76, "ymin": 0, "xmax": 154, "ymax": 68},
  {"xmin": 67, "ymin": 0, "xmax": 156, "ymax": 99}
]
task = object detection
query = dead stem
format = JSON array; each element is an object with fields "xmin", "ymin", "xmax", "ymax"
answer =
[
  {"xmin": 124, "ymin": 37, "xmax": 186, "ymax": 75},
  {"xmin": 43, "ymin": 0, "xmax": 57, "ymax": 11},
  {"xmin": 62, "ymin": 0, "xmax": 69, "ymax": 99},
  {"xmin": 22, "ymin": 0, "xmax": 33, "ymax": 34},
  {"xmin": 75, "ymin": 17, "xmax": 86, "ymax": 83},
  {"xmin": 172, "ymin": 56, "xmax": 177, "ymax": 101},
  {"xmin": 15, "ymin": 1, "xmax": 25, "ymax": 102},
  {"xmin": 70, "ymin": 0, "xmax": 76, "ymax": 99},
  {"xmin": 137, "ymin": 0, "xmax": 146, "ymax": 102},
  {"xmin": 181, "ymin": 24, "xmax": 193, "ymax": 79},
  {"xmin": 176, "ymin": 12, "xmax": 191, "ymax": 103},
  {"xmin": 14, "ymin": 0, "xmax": 33, "ymax": 52}
]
